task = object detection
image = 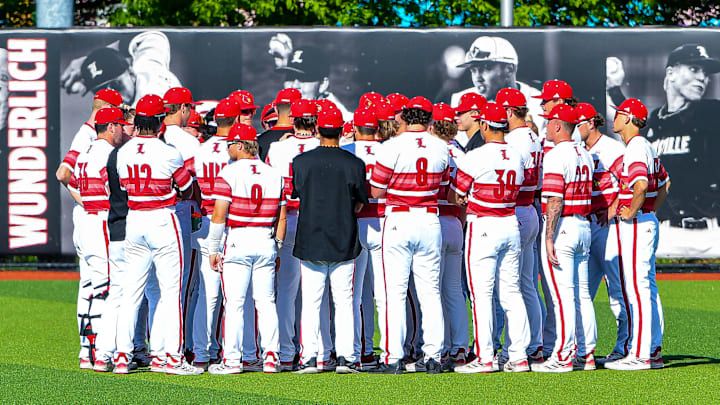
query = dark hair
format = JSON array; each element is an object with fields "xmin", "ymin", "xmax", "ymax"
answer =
[
  {"xmin": 216, "ymin": 116, "xmax": 236, "ymax": 128},
  {"xmin": 318, "ymin": 127, "xmax": 342, "ymax": 139},
  {"xmin": 592, "ymin": 113, "xmax": 606, "ymax": 128},
  {"xmin": 201, "ymin": 109, "xmax": 217, "ymax": 140},
  {"xmin": 565, "ymin": 97, "xmax": 579, "ymax": 107},
  {"xmin": 561, "ymin": 121, "xmax": 577, "ymax": 135},
  {"xmin": 355, "ymin": 126, "xmax": 377, "ymax": 136},
  {"xmin": 631, "ymin": 117, "xmax": 646, "ymax": 129},
  {"xmin": 510, "ymin": 106, "xmax": 529, "ymax": 120},
  {"xmin": 432, "ymin": 120, "xmax": 458, "ymax": 141},
  {"xmin": 95, "ymin": 123, "xmax": 110, "ymax": 133},
  {"xmin": 134, "ymin": 115, "xmax": 163, "ymax": 133},
  {"xmin": 400, "ymin": 108, "xmax": 432, "ymax": 126},
  {"xmin": 293, "ymin": 116, "xmax": 317, "ymax": 131}
]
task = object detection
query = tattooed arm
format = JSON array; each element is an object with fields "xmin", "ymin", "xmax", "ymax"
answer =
[{"xmin": 545, "ymin": 196, "xmax": 563, "ymax": 266}]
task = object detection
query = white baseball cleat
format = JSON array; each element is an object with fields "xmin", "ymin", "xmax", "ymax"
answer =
[
  {"xmin": 604, "ymin": 356, "xmax": 651, "ymax": 371},
  {"xmin": 596, "ymin": 351, "xmax": 625, "ymax": 366},
  {"xmin": 242, "ymin": 358, "xmax": 264, "ymax": 372},
  {"xmin": 79, "ymin": 357, "xmax": 93, "ymax": 370},
  {"xmin": 93, "ymin": 359, "xmax": 113, "ymax": 372},
  {"xmin": 209, "ymin": 361, "xmax": 243, "ymax": 375},
  {"xmin": 503, "ymin": 359, "xmax": 531, "ymax": 373},
  {"xmin": 650, "ymin": 348, "xmax": 664, "ymax": 369},
  {"xmin": 531, "ymin": 355, "xmax": 573, "ymax": 373},
  {"xmin": 113, "ymin": 353, "xmax": 131, "ymax": 375},
  {"xmin": 454, "ymin": 359, "xmax": 495, "ymax": 374},
  {"xmin": 149, "ymin": 356, "xmax": 166, "ymax": 373},
  {"xmin": 165, "ymin": 356, "xmax": 205, "ymax": 375},
  {"xmin": 573, "ymin": 353, "xmax": 596, "ymax": 371},
  {"xmin": 264, "ymin": 352, "xmax": 279, "ymax": 373}
]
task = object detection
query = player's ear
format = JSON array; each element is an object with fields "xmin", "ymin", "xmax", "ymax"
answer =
[{"xmin": 318, "ymin": 77, "xmax": 330, "ymax": 94}]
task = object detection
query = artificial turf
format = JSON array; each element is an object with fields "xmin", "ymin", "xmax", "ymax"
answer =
[{"xmin": 1, "ymin": 280, "xmax": 719, "ymax": 404}]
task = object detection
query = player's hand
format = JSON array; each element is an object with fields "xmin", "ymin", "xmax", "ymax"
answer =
[
  {"xmin": 210, "ymin": 253, "xmax": 224, "ymax": 273},
  {"xmin": 619, "ymin": 206, "xmax": 635, "ymax": 221},
  {"xmin": 606, "ymin": 57, "xmax": 625, "ymax": 89},
  {"xmin": 60, "ymin": 55, "xmax": 88, "ymax": 95},
  {"xmin": 546, "ymin": 238, "xmax": 560, "ymax": 267}
]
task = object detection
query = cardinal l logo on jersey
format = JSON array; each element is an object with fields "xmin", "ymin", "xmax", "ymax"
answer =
[
  {"xmin": 416, "ymin": 138, "xmax": 426, "ymax": 148},
  {"xmin": 212, "ymin": 143, "xmax": 221, "ymax": 153},
  {"xmin": 137, "ymin": 144, "xmax": 145, "ymax": 154},
  {"xmin": 86, "ymin": 61, "xmax": 103, "ymax": 79},
  {"xmin": 501, "ymin": 150, "xmax": 509, "ymax": 160},
  {"xmin": 251, "ymin": 164, "xmax": 259, "ymax": 175},
  {"xmin": 365, "ymin": 145, "xmax": 374, "ymax": 155}
]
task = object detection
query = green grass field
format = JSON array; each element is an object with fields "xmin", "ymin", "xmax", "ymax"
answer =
[{"xmin": 1, "ymin": 280, "xmax": 719, "ymax": 404}]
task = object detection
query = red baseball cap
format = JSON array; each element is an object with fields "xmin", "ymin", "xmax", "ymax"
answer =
[
  {"xmin": 496, "ymin": 88, "xmax": 527, "ymax": 108},
  {"xmin": 386, "ymin": 93, "xmax": 409, "ymax": 112},
  {"xmin": 215, "ymin": 98, "xmax": 241, "ymax": 118},
  {"xmin": 472, "ymin": 102, "xmax": 508, "ymax": 127},
  {"xmin": 95, "ymin": 107, "xmax": 131, "ymax": 125},
  {"xmin": 540, "ymin": 104, "xmax": 579, "ymax": 124},
  {"xmin": 289, "ymin": 99, "xmax": 318, "ymax": 118},
  {"xmin": 135, "ymin": 94, "xmax": 170, "ymax": 117},
  {"xmin": 230, "ymin": 90, "xmax": 259, "ymax": 110},
  {"xmin": 187, "ymin": 109, "xmax": 202, "ymax": 128},
  {"xmin": 317, "ymin": 108, "xmax": 344, "ymax": 129},
  {"xmin": 455, "ymin": 92, "xmax": 487, "ymax": 114},
  {"xmin": 354, "ymin": 107, "xmax": 378, "ymax": 128},
  {"xmin": 533, "ymin": 80, "xmax": 573, "ymax": 101},
  {"xmin": 404, "ymin": 96, "xmax": 433, "ymax": 113},
  {"xmin": 432, "ymin": 103, "xmax": 455, "ymax": 123},
  {"xmin": 275, "ymin": 88, "xmax": 302, "ymax": 104},
  {"xmin": 94, "ymin": 88, "xmax": 122, "ymax": 106},
  {"xmin": 225, "ymin": 123, "xmax": 257, "ymax": 142},
  {"xmin": 343, "ymin": 121, "xmax": 354, "ymax": 136},
  {"xmin": 163, "ymin": 87, "xmax": 200, "ymax": 105},
  {"xmin": 359, "ymin": 92, "xmax": 387, "ymax": 108},
  {"xmin": 261, "ymin": 103, "xmax": 277, "ymax": 121},
  {"xmin": 612, "ymin": 98, "xmax": 648, "ymax": 122},
  {"xmin": 315, "ymin": 98, "xmax": 338, "ymax": 112},
  {"xmin": 374, "ymin": 101, "xmax": 396, "ymax": 121},
  {"xmin": 576, "ymin": 102, "xmax": 598, "ymax": 123}
]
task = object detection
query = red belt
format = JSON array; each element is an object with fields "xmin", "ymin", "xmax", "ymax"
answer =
[{"xmin": 389, "ymin": 206, "xmax": 438, "ymax": 214}]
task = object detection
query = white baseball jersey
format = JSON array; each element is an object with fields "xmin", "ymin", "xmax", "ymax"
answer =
[
  {"xmin": 128, "ymin": 31, "xmax": 182, "ymax": 106},
  {"xmin": 541, "ymin": 140, "xmax": 594, "ymax": 216},
  {"xmin": 438, "ymin": 140, "xmax": 465, "ymax": 218},
  {"xmin": 370, "ymin": 130, "xmax": 450, "ymax": 208},
  {"xmin": 265, "ymin": 134, "xmax": 319, "ymax": 211},
  {"xmin": 452, "ymin": 141, "xmax": 524, "ymax": 217},
  {"xmin": 164, "ymin": 124, "xmax": 200, "ymax": 177},
  {"xmin": 117, "ymin": 135, "xmax": 193, "ymax": 210},
  {"xmin": 343, "ymin": 139, "xmax": 386, "ymax": 218},
  {"xmin": 193, "ymin": 136, "xmax": 230, "ymax": 216},
  {"xmin": 69, "ymin": 139, "xmax": 114, "ymax": 212},
  {"xmin": 61, "ymin": 123, "xmax": 97, "ymax": 171},
  {"xmin": 505, "ymin": 126, "xmax": 542, "ymax": 206},
  {"xmin": 586, "ymin": 135, "xmax": 625, "ymax": 214},
  {"xmin": 618, "ymin": 136, "xmax": 669, "ymax": 213},
  {"xmin": 213, "ymin": 159, "xmax": 285, "ymax": 228}
]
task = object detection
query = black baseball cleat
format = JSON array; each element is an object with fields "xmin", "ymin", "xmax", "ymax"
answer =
[
  {"xmin": 336, "ymin": 356, "xmax": 360, "ymax": 374},
  {"xmin": 368, "ymin": 362, "xmax": 405, "ymax": 375},
  {"xmin": 295, "ymin": 357, "xmax": 318, "ymax": 374},
  {"xmin": 426, "ymin": 358, "xmax": 442, "ymax": 374}
]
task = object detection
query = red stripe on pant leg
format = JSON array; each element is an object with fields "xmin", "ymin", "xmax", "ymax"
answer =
[
  {"xmin": 632, "ymin": 218, "xmax": 643, "ymax": 358},
  {"xmin": 380, "ymin": 217, "xmax": 390, "ymax": 364},
  {"xmin": 615, "ymin": 221, "xmax": 631, "ymax": 356},
  {"xmin": 465, "ymin": 223, "xmax": 482, "ymax": 359},
  {"xmin": 102, "ymin": 220, "xmax": 111, "ymax": 294},
  {"xmin": 171, "ymin": 214, "xmax": 185, "ymax": 355},
  {"xmin": 546, "ymin": 256, "xmax": 566, "ymax": 362}
]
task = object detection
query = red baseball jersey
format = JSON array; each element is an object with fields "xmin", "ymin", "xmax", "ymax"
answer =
[
  {"xmin": 618, "ymin": 135, "xmax": 669, "ymax": 213},
  {"xmin": 344, "ymin": 139, "xmax": 386, "ymax": 218},
  {"xmin": 61, "ymin": 123, "xmax": 96, "ymax": 172},
  {"xmin": 193, "ymin": 135, "xmax": 230, "ymax": 215},
  {"xmin": 438, "ymin": 140, "xmax": 465, "ymax": 218},
  {"xmin": 505, "ymin": 126, "xmax": 542, "ymax": 206},
  {"xmin": 164, "ymin": 125, "xmax": 200, "ymax": 176},
  {"xmin": 586, "ymin": 135, "xmax": 625, "ymax": 214},
  {"xmin": 541, "ymin": 140, "xmax": 594, "ymax": 216},
  {"xmin": 117, "ymin": 136, "xmax": 193, "ymax": 210},
  {"xmin": 452, "ymin": 141, "xmax": 524, "ymax": 217},
  {"xmin": 213, "ymin": 159, "xmax": 285, "ymax": 228},
  {"xmin": 265, "ymin": 134, "xmax": 319, "ymax": 210},
  {"xmin": 370, "ymin": 130, "xmax": 449, "ymax": 208},
  {"xmin": 69, "ymin": 139, "xmax": 115, "ymax": 212}
]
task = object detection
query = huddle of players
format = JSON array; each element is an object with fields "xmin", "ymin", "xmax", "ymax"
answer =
[{"xmin": 61, "ymin": 78, "xmax": 668, "ymax": 375}]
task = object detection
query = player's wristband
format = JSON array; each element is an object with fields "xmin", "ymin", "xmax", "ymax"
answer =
[
  {"xmin": 207, "ymin": 221, "xmax": 225, "ymax": 256},
  {"xmin": 274, "ymin": 237, "xmax": 284, "ymax": 251}
]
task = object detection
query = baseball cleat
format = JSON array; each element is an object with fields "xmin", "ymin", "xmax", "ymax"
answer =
[
  {"xmin": 113, "ymin": 353, "xmax": 131, "ymax": 375},
  {"xmin": 604, "ymin": 356, "xmax": 651, "ymax": 371},
  {"xmin": 650, "ymin": 348, "xmax": 664, "ymax": 369},
  {"xmin": 596, "ymin": 351, "xmax": 625, "ymax": 366},
  {"xmin": 79, "ymin": 357, "xmax": 93, "ymax": 370},
  {"xmin": 531, "ymin": 355, "xmax": 573, "ymax": 373},
  {"xmin": 425, "ymin": 358, "xmax": 442, "ymax": 374},
  {"xmin": 504, "ymin": 359, "xmax": 531, "ymax": 373},
  {"xmin": 368, "ymin": 362, "xmax": 405, "ymax": 375},
  {"xmin": 405, "ymin": 358, "xmax": 426, "ymax": 373},
  {"xmin": 193, "ymin": 361, "xmax": 209, "ymax": 372},
  {"xmin": 454, "ymin": 359, "xmax": 495, "ymax": 374},
  {"xmin": 279, "ymin": 361, "xmax": 296, "ymax": 372},
  {"xmin": 295, "ymin": 357, "xmax": 319, "ymax": 374},
  {"xmin": 318, "ymin": 357, "xmax": 336, "ymax": 372},
  {"xmin": 165, "ymin": 356, "xmax": 205, "ymax": 375},
  {"xmin": 242, "ymin": 358, "xmax": 263, "ymax": 372},
  {"xmin": 335, "ymin": 356, "xmax": 361, "ymax": 374},
  {"xmin": 93, "ymin": 359, "xmax": 113, "ymax": 372},
  {"xmin": 209, "ymin": 361, "xmax": 243, "ymax": 375},
  {"xmin": 360, "ymin": 354, "xmax": 379, "ymax": 371},
  {"xmin": 149, "ymin": 356, "xmax": 166, "ymax": 373},
  {"xmin": 528, "ymin": 348, "xmax": 544, "ymax": 365},
  {"xmin": 492, "ymin": 352, "xmax": 508, "ymax": 372},
  {"xmin": 132, "ymin": 350, "xmax": 152, "ymax": 368},
  {"xmin": 263, "ymin": 361, "xmax": 278, "ymax": 373},
  {"xmin": 573, "ymin": 353, "xmax": 596, "ymax": 371},
  {"xmin": 451, "ymin": 349, "xmax": 467, "ymax": 367}
]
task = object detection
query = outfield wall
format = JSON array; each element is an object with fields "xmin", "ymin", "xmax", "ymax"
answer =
[{"xmin": 1, "ymin": 27, "xmax": 719, "ymax": 258}]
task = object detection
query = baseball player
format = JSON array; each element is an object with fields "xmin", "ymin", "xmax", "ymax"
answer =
[
  {"xmin": 229, "ymin": 90, "xmax": 259, "ymax": 126},
  {"xmin": 375, "ymin": 101, "xmax": 399, "ymax": 141},
  {"xmin": 533, "ymin": 104, "xmax": 593, "ymax": 373},
  {"xmin": 162, "ymin": 87, "xmax": 203, "ymax": 359},
  {"xmin": 497, "ymin": 88, "xmax": 544, "ymax": 365},
  {"xmin": 205, "ymin": 123, "xmax": 285, "ymax": 375},
  {"xmin": 56, "ymin": 88, "xmax": 122, "ymax": 369},
  {"xmin": 257, "ymin": 88, "xmax": 302, "ymax": 161},
  {"xmin": 264, "ymin": 98, "xmax": 321, "ymax": 370},
  {"xmin": 533, "ymin": 80, "xmax": 580, "ymax": 154},
  {"xmin": 113, "ymin": 94, "xmax": 202, "ymax": 375},
  {"xmin": 605, "ymin": 98, "xmax": 670, "ymax": 371},
  {"xmin": 183, "ymin": 109, "xmax": 204, "ymax": 141},
  {"xmin": 387, "ymin": 93, "xmax": 409, "ymax": 135},
  {"xmin": 369, "ymin": 96, "xmax": 449, "ymax": 374},
  {"xmin": 429, "ymin": 102, "xmax": 469, "ymax": 367},
  {"xmin": 69, "ymin": 107, "xmax": 130, "ymax": 372},
  {"xmin": 449, "ymin": 102, "xmax": 530, "ymax": 374},
  {"xmin": 261, "ymin": 103, "xmax": 279, "ymax": 130},
  {"xmin": 576, "ymin": 102, "xmax": 631, "ymax": 367},
  {"xmin": 454, "ymin": 92, "xmax": 487, "ymax": 152}
]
